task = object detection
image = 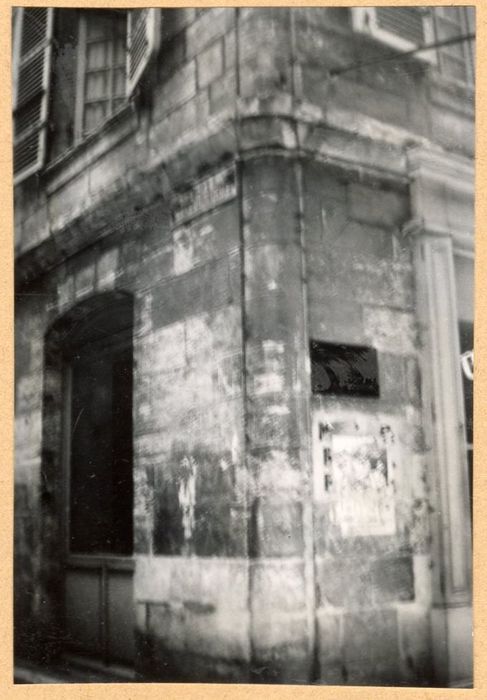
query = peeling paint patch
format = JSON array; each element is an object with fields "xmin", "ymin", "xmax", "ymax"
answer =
[
  {"xmin": 266, "ymin": 404, "xmax": 290, "ymax": 415},
  {"xmin": 217, "ymin": 353, "xmax": 242, "ymax": 397},
  {"xmin": 57, "ymin": 276, "xmax": 74, "ymax": 310},
  {"xmin": 281, "ymin": 121, "xmax": 297, "ymax": 149},
  {"xmin": 152, "ymin": 321, "xmax": 186, "ymax": 372},
  {"xmin": 137, "ymin": 292, "xmax": 153, "ymax": 336},
  {"xmin": 178, "ymin": 455, "xmax": 198, "ymax": 542},
  {"xmin": 173, "ymin": 227, "xmax": 194, "ymax": 275},
  {"xmin": 254, "ymin": 372, "xmax": 284, "ymax": 395},
  {"xmin": 74, "ymin": 264, "xmax": 95, "ymax": 300},
  {"xmin": 231, "ymin": 432, "xmax": 239, "ymax": 465},
  {"xmin": 96, "ymin": 248, "xmax": 119, "ymax": 290},
  {"xmin": 363, "ymin": 307, "xmax": 417, "ymax": 355}
]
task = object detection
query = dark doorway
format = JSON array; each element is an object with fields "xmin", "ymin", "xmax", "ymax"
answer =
[{"xmin": 43, "ymin": 292, "xmax": 135, "ymax": 669}]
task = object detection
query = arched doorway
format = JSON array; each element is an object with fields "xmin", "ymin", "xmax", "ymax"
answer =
[{"xmin": 42, "ymin": 292, "xmax": 135, "ymax": 670}]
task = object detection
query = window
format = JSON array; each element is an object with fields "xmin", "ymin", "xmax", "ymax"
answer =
[
  {"xmin": 433, "ymin": 7, "xmax": 475, "ymax": 85},
  {"xmin": 351, "ymin": 6, "xmax": 475, "ymax": 83},
  {"xmin": 74, "ymin": 9, "xmax": 161, "ymax": 139},
  {"xmin": 351, "ymin": 7, "xmax": 436, "ymax": 63},
  {"xmin": 12, "ymin": 7, "xmax": 161, "ymax": 183},
  {"xmin": 75, "ymin": 11, "xmax": 127, "ymax": 139},
  {"xmin": 454, "ymin": 255, "xmax": 474, "ymax": 519}
]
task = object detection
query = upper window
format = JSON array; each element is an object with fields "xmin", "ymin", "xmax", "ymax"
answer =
[
  {"xmin": 351, "ymin": 6, "xmax": 475, "ymax": 84},
  {"xmin": 351, "ymin": 7, "xmax": 436, "ymax": 61},
  {"xmin": 12, "ymin": 7, "xmax": 161, "ymax": 185},
  {"xmin": 75, "ymin": 11, "xmax": 127, "ymax": 139},
  {"xmin": 433, "ymin": 7, "xmax": 475, "ymax": 85},
  {"xmin": 454, "ymin": 254, "xmax": 474, "ymax": 520}
]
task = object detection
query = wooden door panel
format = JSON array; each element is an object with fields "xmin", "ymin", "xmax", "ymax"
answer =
[
  {"xmin": 65, "ymin": 568, "xmax": 102, "ymax": 655},
  {"xmin": 107, "ymin": 570, "xmax": 135, "ymax": 663},
  {"xmin": 61, "ymin": 297, "xmax": 135, "ymax": 667}
]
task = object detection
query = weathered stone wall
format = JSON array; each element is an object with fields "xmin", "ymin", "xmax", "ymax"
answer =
[
  {"xmin": 131, "ymin": 196, "xmax": 248, "ymax": 680},
  {"xmin": 15, "ymin": 284, "xmax": 54, "ymax": 659},
  {"xmin": 241, "ymin": 155, "xmax": 313, "ymax": 683},
  {"xmin": 293, "ymin": 7, "xmax": 474, "ymax": 156},
  {"xmin": 15, "ymin": 181, "xmax": 247, "ymax": 676},
  {"xmin": 303, "ymin": 160, "xmax": 434, "ymax": 685}
]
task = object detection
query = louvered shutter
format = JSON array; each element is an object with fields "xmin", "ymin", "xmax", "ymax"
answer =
[
  {"xmin": 375, "ymin": 8, "xmax": 426, "ymax": 45},
  {"xmin": 464, "ymin": 7, "xmax": 475, "ymax": 83},
  {"xmin": 351, "ymin": 7, "xmax": 436, "ymax": 63},
  {"xmin": 13, "ymin": 8, "xmax": 54, "ymax": 184},
  {"xmin": 126, "ymin": 8, "xmax": 160, "ymax": 96},
  {"xmin": 433, "ymin": 7, "xmax": 475, "ymax": 85}
]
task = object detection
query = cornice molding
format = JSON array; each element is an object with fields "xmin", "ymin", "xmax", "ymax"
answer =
[
  {"xmin": 402, "ymin": 218, "xmax": 474, "ymax": 255},
  {"xmin": 407, "ymin": 145, "xmax": 474, "ymax": 196}
]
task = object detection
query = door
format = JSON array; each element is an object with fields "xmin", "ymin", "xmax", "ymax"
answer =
[{"xmin": 62, "ymin": 326, "xmax": 135, "ymax": 667}]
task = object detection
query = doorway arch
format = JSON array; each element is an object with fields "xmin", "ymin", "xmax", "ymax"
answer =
[{"xmin": 41, "ymin": 291, "xmax": 135, "ymax": 668}]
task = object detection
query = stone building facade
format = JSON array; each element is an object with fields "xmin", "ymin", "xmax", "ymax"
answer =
[{"xmin": 14, "ymin": 7, "xmax": 474, "ymax": 686}]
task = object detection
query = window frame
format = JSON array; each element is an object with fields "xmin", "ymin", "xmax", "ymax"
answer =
[
  {"xmin": 453, "ymin": 249, "xmax": 474, "ymax": 522},
  {"xmin": 350, "ymin": 7, "xmax": 437, "ymax": 64},
  {"xmin": 73, "ymin": 10, "xmax": 128, "ymax": 144},
  {"xmin": 433, "ymin": 6, "xmax": 475, "ymax": 88}
]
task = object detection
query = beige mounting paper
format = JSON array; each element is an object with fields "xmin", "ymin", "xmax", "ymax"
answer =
[{"xmin": 1, "ymin": 1, "xmax": 485, "ymax": 698}]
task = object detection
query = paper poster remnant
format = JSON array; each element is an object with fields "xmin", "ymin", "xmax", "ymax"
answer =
[
  {"xmin": 313, "ymin": 415, "xmax": 397, "ymax": 537},
  {"xmin": 178, "ymin": 455, "xmax": 198, "ymax": 541},
  {"xmin": 330, "ymin": 434, "xmax": 395, "ymax": 537}
]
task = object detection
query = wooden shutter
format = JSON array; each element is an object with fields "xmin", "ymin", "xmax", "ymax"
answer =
[
  {"xmin": 434, "ymin": 7, "xmax": 475, "ymax": 85},
  {"xmin": 13, "ymin": 8, "xmax": 54, "ymax": 185},
  {"xmin": 375, "ymin": 7, "xmax": 425, "ymax": 45},
  {"xmin": 464, "ymin": 7, "xmax": 475, "ymax": 83},
  {"xmin": 351, "ymin": 7, "xmax": 436, "ymax": 63},
  {"xmin": 126, "ymin": 9, "xmax": 160, "ymax": 96}
]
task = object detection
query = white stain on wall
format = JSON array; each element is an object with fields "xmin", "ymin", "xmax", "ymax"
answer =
[
  {"xmin": 178, "ymin": 455, "xmax": 198, "ymax": 541},
  {"xmin": 173, "ymin": 227, "xmax": 194, "ymax": 275}
]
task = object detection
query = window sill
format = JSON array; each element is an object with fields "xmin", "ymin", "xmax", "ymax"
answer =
[{"xmin": 43, "ymin": 102, "xmax": 138, "ymax": 195}]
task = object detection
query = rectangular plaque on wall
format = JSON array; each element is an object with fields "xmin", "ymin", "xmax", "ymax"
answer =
[{"xmin": 310, "ymin": 341, "xmax": 380, "ymax": 398}]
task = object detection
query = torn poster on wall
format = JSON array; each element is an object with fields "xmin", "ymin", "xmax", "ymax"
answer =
[
  {"xmin": 313, "ymin": 418, "xmax": 397, "ymax": 537},
  {"xmin": 330, "ymin": 434, "xmax": 395, "ymax": 537}
]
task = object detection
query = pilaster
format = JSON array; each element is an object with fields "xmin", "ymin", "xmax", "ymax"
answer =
[{"xmin": 406, "ymin": 146, "xmax": 473, "ymax": 686}]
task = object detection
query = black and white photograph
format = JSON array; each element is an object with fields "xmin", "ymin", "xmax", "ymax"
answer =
[{"xmin": 13, "ymin": 5, "xmax": 475, "ymax": 687}]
